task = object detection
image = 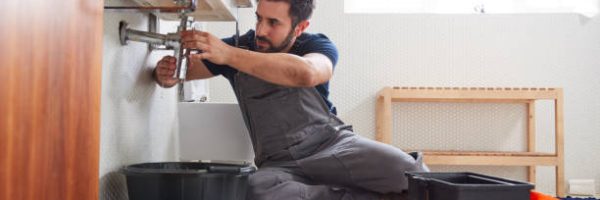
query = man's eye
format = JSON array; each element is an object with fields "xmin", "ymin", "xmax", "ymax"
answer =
[{"xmin": 269, "ymin": 19, "xmax": 278, "ymax": 26}]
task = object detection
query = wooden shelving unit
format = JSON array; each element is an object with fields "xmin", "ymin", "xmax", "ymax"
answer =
[{"xmin": 375, "ymin": 86, "xmax": 565, "ymax": 197}]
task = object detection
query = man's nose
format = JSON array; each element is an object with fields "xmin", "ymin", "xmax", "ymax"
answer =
[{"xmin": 255, "ymin": 21, "xmax": 269, "ymax": 38}]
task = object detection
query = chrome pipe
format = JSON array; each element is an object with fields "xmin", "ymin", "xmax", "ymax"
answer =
[
  {"xmin": 122, "ymin": 26, "xmax": 167, "ymax": 45},
  {"xmin": 173, "ymin": 14, "xmax": 189, "ymax": 81},
  {"xmin": 174, "ymin": 13, "xmax": 190, "ymax": 102},
  {"xmin": 117, "ymin": 0, "xmax": 197, "ymax": 102},
  {"xmin": 119, "ymin": 21, "xmax": 180, "ymax": 48}
]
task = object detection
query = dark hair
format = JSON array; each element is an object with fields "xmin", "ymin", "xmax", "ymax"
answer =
[{"xmin": 258, "ymin": 0, "xmax": 315, "ymax": 27}]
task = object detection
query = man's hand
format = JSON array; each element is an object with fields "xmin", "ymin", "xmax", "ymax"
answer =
[
  {"xmin": 181, "ymin": 30, "xmax": 233, "ymax": 65},
  {"xmin": 154, "ymin": 56, "xmax": 179, "ymax": 88}
]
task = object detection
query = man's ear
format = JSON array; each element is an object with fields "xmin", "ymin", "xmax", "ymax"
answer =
[{"xmin": 294, "ymin": 20, "xmax": 310, "ymax": 37}]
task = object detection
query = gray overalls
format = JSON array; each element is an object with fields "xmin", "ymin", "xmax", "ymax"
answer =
[{"xmin": 233, "ymin": 72, "xmax": 428, "ymax": 200}]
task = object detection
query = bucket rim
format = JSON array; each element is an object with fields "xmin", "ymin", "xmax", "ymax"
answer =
[{"xmin": 121, "ymin": 161, "xmax": 256, "ymax": 176}]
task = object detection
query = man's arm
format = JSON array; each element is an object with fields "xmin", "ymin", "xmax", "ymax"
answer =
[
  {"xmin": 228, "ymin": 51, "xmax": 333, "ymax": 87},
  {"xmin": 183, "ymin": 31, "xmax": 333, "ymax": 87},
  {"xmin": 154, "ymin": 56, "xmax": 215, "ymax": 88},
  {"xmin": 185, "ymin": 56, "xmax": 216, "ymax": 81}
]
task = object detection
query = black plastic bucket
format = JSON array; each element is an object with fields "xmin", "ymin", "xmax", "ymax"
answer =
[
  {"xmin": 405, "ymin": 172, "xmax": 534, "ymax": 200},
  {"xmin": 123, "ymin": 162, "xmax": 256, "ymax": 200}
]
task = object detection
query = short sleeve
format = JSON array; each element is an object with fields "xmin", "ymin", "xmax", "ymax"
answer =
[{"xmin": 297, "ymin": 34, "xmax": 339, "ymax": 68}]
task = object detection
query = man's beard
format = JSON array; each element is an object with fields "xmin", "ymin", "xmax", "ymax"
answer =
[{"xmin": 255, "ymin": 29, "xmax": 295, "ymax": 53}]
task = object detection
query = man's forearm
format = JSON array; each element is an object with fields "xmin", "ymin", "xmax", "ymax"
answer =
[
  {"xmin": 185, "ymin": 59, "xmax": 216, "ymax": 81},
  {"xmin": 227, "ymin": 48, "xmax": 317, "ymax": 87}
]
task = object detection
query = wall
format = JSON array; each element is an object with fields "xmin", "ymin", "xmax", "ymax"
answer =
[
  {"xmin": 99, "ymin": 12, "xmax": 181, "ymax": 199},
  {"xmin": 204, "ymin": 1, "xmax": 600, "ymax": 195}
]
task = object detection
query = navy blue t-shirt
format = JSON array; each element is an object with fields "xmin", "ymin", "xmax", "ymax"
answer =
[{"xmin": 203, "ymin": 30, "xmax": 339, "ymax": 114}]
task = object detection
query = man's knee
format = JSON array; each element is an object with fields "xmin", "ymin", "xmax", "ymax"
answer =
[{"xmin": 386, "ymin": 151, "xmax": 429, "ymax": 191}]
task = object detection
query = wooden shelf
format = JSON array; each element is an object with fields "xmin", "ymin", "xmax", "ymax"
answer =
[
  {"xmin": 412, "ymin": 150, "xmax": 556, "ymax": 157},
  {"xmin": 380, "ymin": 86, "xmax": 561, "ymax": 102},
  {"xmin": 376, "ymin": 86, "xmax": 565, "ymax": 197},
  {"xmin": 418, "ymin": 151, "xmax": 558, "ymax": 166}
]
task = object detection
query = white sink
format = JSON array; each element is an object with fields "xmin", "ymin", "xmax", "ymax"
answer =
[{"xmin": 178, "ymin": 102, "xmax": 254, "ymax": 163}]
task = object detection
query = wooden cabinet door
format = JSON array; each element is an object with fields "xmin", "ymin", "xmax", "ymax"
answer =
[{"xmin": 0, "ymin": 0, "xmax": 103, "ymax": 199}]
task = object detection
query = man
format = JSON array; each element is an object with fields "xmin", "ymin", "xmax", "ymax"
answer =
[{"xmin": 154, "ymin": 0, "xmax": 428, "ymax": 199}]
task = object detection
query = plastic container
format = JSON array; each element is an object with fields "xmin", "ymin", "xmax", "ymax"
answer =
[
  {"xmin": 123, "ymin": 162, "xmax": 256, "ymax": 200},
  {"xmin": 405, "ymin": 172, "xmax": 534, "ymax": 200}
]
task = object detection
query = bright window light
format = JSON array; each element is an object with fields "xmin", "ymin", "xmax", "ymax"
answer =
[
  {"xmin": 344, "ymin": 0, "xmax": 423, "ymax": 13},
  {"xmin": 344, "ymin": 0, "xmax": 598, "ymax": 17}
]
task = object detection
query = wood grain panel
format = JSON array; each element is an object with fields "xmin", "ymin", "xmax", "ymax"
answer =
[{"xmin": 0, "ymin": 0, "xmax": 103, "ymax": 199}]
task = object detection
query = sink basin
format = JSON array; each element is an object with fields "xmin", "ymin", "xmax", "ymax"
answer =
[{"xmin": 178, "ymin": 102, "xmax": 254, "ymax": 163}]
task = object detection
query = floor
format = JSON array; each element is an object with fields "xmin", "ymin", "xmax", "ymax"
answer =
[{"xmin": 561, "ymin": 197, "xmax": 600, "ymax": 200}]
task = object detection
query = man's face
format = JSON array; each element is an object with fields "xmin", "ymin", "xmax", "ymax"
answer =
[{"xmin": 255, "ymin": 1, "xmax": 296, "ymax": 53}]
